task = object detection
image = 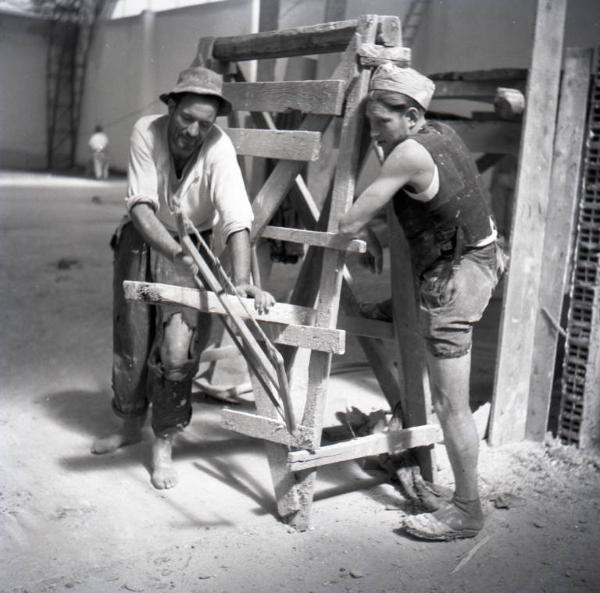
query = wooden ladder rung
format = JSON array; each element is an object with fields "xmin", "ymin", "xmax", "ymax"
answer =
[
  {"xmin": 221, "ymin": 409, "xmax": 315, "ymax": 449},
  {"xmin": 123, "ymin": 281, "xmax": 346, "ymax": 354},
  {"xmin": 261, "ymin": 226, "xmax": 366, "ymax": 253},
  {"xmin": 287, "ymin": 425, "xmax": 443, "ymax": 471},
  {"xmin": 224, "ymin": 128, "xmax": 322, "ymax": 161},
  {"xmin": 211, "ymin": 16, "xmax": 401, "ymax": 62},
  {"xmin": 223, "ymin": 80, "xmax": 346, "ymax": 116}
]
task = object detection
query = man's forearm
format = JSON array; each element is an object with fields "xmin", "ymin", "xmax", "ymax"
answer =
[
  {"xmin": 227, "ymin": 229, "xmax": 251, "ymax": 286},
  {"xmin": 130, "ymin": 203, "xmax": 181, "ymax": 260}
]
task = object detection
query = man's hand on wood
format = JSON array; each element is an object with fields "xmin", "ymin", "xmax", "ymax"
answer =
[
  {"xmin": 173, "ymin": 250, "xmax": 199, "ymax": 276},
  {"xmin": 360, "ymin": 227, "xmax": 383, "ymax": 274},
  {"xmin": 234, "ymin": 284, "xmax": 275, "ymax": 314}
]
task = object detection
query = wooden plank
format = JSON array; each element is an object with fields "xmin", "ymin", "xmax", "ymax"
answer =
[
  {"xmin": 199, "ymin": 345, "xmax": 239, "ymax": 362},
  {"xmin": 261, "ymin": 225, "xmax": 366, "ymax": 253},
  {"xmin": 212, "ymin": 16, "xmax": 392, "ymax": 62},
  {"xmin": 527, "ymin": 48, "xmax": 594, "ymax": 440},
  {"xmin": 435, "ymin": 120, "xmax": 521, "ymax": 155},
  {"xmin": 258, "ymin": 320, "xmax": 345, "ymax": 354},
  {"xmin": 338, "ymin": 313, "xmax": 395, "ymax": 342},
  {"xmin": 221, "ymin": 409, "xmax": 314, "ymax": 449},
  {"xmin": 378, "ymin": 14, "xmax": 402, "ymax": 46},
  {"xmin": 222, "ymin": 80, "xmax": 346, "ymax": 115},
  {"xmin": 124, "ymin": 280, "xmax": 316, "ymax": 325},
  {"xmin": 489, "ymin": 0, "xmax": 568, "ymax": 446},
  {"xmin": 357, "ymin": 43, "xmax": 410, "ymax": 67},
  {"xmin": 123, "ymin": 280, "xmax": 345, "ymax": 353},
  {"xmin": 287, "ymin": 424, "xmax": 443, "ymax": 471},
  {"xmin": 433, "ymin": 79, "xmax": 526, "ymax": 101},
  {"xmin": 388, "ymin": 202, "xmax": 436, "ymax": 480},
  {"xmin": 430, "ymin": 68, "xmax": 528, "ymax": 82},
  {"xmin": 224, "ymin": 128, "xmax": 322, "ymax": 161}
]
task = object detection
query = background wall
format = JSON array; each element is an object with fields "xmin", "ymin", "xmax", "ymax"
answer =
[
  {"xmin": 0, "ymin": 0, "xmax": 599, "ymax": 172},
  {"xmin": 0, "ymin": 13, "xmax": 49, "ymax": 169},
  {"xmin": 78, "ymin": 0, "xmax": 255, "ymax": 171}
]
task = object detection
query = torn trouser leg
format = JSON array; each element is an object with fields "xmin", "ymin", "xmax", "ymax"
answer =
[
  {"xmin": 111, "ymin": 221, "xmax": 153, "ymax": 418},
  {"xmin": 147, "ymin": 358, "xmax": 197, "ymax": 437},
  {"xmin": 147, "ymin": 240, "xmax": 213, "ymax": 436}
]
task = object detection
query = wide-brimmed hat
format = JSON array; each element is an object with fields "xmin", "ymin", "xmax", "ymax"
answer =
[
  {"xmin": 159, "ymin": 66, "xmax": 232, "ymax": 116},
  {"xmin": 370, "ymin": 63, "xmax": 435, "ymax": 111}
]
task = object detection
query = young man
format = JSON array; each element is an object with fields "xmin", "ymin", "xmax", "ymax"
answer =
[
  {"xmin": 92, "ymin": 66, "xmax": 273, "ymax": 489},
  {"xmin": 339, "ymin": 63, "xmax": 504, "ymax": 540}
]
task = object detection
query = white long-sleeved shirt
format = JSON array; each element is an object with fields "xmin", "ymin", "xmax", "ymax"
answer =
[{"xmin": 125, "ymin": 115, "xmax": 252, "ymax": 247}]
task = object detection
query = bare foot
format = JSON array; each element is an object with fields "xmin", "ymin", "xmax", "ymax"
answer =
[
  {"xmin": 91, "ymin": 417, "xmax": 143, "ymax": 454},
  {"xmin": 151, "ymin": 435, "xmax": 178, "ymax": 490}
]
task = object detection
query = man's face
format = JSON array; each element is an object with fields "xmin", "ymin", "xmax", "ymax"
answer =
[
  {"xmin": 167, "ymin": 94, "xmax": 218, "ymax": 163},
  {"xmin": 366, "ymin": 102, "xmax": 411, "ymax": 157}
]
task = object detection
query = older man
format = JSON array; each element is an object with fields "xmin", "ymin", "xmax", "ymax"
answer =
[
  {"xmin": 339, "ymin": 64, "xmax": 505, "ymax": 540},
  {"xmin": 92, "ymin": 66, "xmax": 273, "ymax": 489}
]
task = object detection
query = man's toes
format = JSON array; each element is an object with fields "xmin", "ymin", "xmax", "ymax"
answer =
[
  {"xmin": 151, "ymin": 468, "xmax": 178, "ymax": 490},
  {"xmin": 91, "ymin": 435, "xmax": 123, "ymax": 454}
]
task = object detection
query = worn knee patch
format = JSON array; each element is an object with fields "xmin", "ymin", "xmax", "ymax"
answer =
[{"xmin": 147, "ymin": 361, "xmax": 194, "ymax": 436}]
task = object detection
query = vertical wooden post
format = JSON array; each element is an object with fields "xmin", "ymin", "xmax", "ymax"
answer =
[
  {"xmin": 257, "ymin": 0, "xmax": 280, "ymax": 81},
  {"xmin": 389, "ymin": 204, "xmax": 435, "ymax": 480},
  {"xmin": 489, "ymin": 0, "xmax": 568, "ymax": 446},
  {"xmin": 288, "ymin": 15, "xmax": 378, "ymax": 529},
  {"xmin": 526, "ymin": 47, "xmax": 593, "ymax": 441}
]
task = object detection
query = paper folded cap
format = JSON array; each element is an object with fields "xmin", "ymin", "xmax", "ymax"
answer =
[{"xmin": 369, "ymin": 63, "xmax": 435, "ymax": 110}]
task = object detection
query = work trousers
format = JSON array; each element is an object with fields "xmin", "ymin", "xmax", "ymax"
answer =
[{"xmin": 111, "ymin": 221, "xmax": 212, "ymax": 436}]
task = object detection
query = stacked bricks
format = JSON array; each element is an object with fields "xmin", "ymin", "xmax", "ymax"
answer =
[{"xmin": 559, "ymin": 48, "xmax": 600, "ymax": 445}]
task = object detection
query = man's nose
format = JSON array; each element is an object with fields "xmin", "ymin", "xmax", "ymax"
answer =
[{"xmin": 186, "ymin": 122, "xmax": 200, "ymax": 137}]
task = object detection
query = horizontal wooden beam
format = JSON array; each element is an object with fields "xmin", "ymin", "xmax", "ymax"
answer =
[
  {"xmin": 430, "ymin": 68, "xmax": 527, "ymax": 82},
  {"xmin": 199, "ymin": 345, "xmax": 239, "ymax": 362},
  {"xmin": 338, "ymin": 314, "xmax": 396, "ymax": 342},
  {"xmin": 224, "ymin": 128, "xmax": 321, "ymax": 161},
  {"xmin": 221, "ymin": 409, "xmax": 315, "ymax": 449},
  {"xmin": 287, "ymin": 424, "xmax": 443, "ymax": 471},
  {"xmin": 123, "ymin": 281, "xmax": 345, "ymax": 354},
  {"xmin": 433, "ymin": 79, "xmax": 526, "ymax": 101},
  {"xmin": 223, "ymin": 80, "xmax": 346, "ymax": 115},
  {"xmin": 261, "ymin": 226, "xmax": 366, "ymax": 253},
  {"xmin": 435, "ymin": 120, "xmax": 521, "ymax": 155},
  {"xmin": 124, "ymin": 281, "xmax": 316, "ymax": 324},
  {"xmin": 212, "ymin": 16, "xmax": 388, "ymax": 61}
]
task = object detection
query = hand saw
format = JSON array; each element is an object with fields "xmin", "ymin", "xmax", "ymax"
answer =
[{"xmin": 174, "ymin": 210, "xmax": 297, "ymax": 434}]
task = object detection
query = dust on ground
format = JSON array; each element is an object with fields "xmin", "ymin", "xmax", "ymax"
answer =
[{"xmin": 0, "ymin": 173, "xmax": 599, "ymax": 593}]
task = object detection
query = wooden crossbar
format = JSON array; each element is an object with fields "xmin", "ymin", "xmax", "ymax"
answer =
[
  {"xmin": 211, "ymin": 16, "xmax": 398, "ymax": 62},
  {"xmin": 224, "ymin": 128, "xmax": 322, "ymax": 161},
  {"xmin": 287, "ymin": 425, "xmax": 443, "ymax": 471},
  {"xmin": 261, "ymin": 226, "xmax": 366, "ymax": 253},
  {"xmin": 222, "ymin": 80, "xmax": 346, "ymax": 115},
  {"xmin": 433, "ymin": 79, "xmax": 526, "ymax": 100},
  {"xmin": 123, "ymin": 280, "xmax": 345, "ymax": 354},
  {"xmin": 221, "ymin": 409, "xmax": 315, "ymax": 449}
]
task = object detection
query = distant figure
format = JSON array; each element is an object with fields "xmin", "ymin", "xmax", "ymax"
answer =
[{"xmin": 88, "ymin": 125, "xmax": 109, "ymax": 179}]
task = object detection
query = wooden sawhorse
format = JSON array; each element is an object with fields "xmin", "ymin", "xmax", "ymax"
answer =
[{"xmin": 127, "ymin": 14, "xmax": 441, "ymax": 530}]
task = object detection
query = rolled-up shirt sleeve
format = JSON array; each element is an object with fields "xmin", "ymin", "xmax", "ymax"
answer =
[
  {"xmin": 125, "ymin": 124, "xmax": 159, "ymax": 213},
  {"xmin": 208, "ymin": 135, "xmax": 253, "ymax": 242}
]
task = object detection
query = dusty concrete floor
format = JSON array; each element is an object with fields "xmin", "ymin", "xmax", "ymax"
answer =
[{"xmin": 1, "ymin": 172, "xmax": 599, "ymax": 593}]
